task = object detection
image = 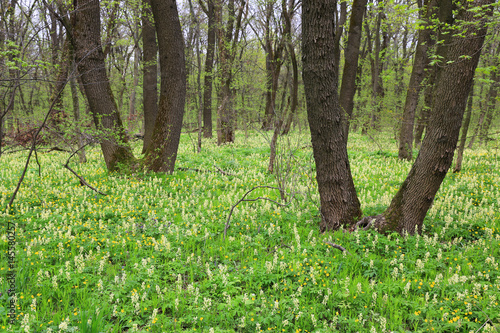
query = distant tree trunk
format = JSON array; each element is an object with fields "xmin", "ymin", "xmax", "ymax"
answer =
[
  {"xmin": 467, "ymin": 81, "xmax": 485, "ymax": 149},
  {"xmin": 398, "ymin": 0, "xmax": 437, "ymax": 160},
  {"xmin": 48, "ymin": 37, "xmax": 71, "ymax": 131},
  {"xmin": 71, "ymin": 0, "xmax": 135, "ymax": 171},
  {"xmin": 333, "ymin": 0, "xmax": 347, "ymax": 80},
  {"xmin": 338, "ymin": 0, "xmax": 367, "ymax": 138},
  {"xmin": 373, "ymin": 0, "xmax": 492, "ymax": 235},
  {"xmin": 70, "ymin": 59, "xmax": 86, "ymax": 163},
  {"xmin": 368, "ymin": 3, "xmax": 388, "ymax": 131},
  {"xmin": 454, "ymin": 83, "xmax": 474, "ymax": 173},
  {"xmin": 141, "ymin": 0, "xmax": 158, "ymax": 154},
  {"xmin": 414, "ymin": 66, "xmax": 437, "ymax": 147},
  {"xmin": 215, "ymin": 0, "xmax": 245, "ymax": 145},
  {"xmin": 478, "ymin": 43, "xmax": 500, "ymax": 145},
  {"xmin": 281, "ymin": 0, "xmax": 298, "ymax": 135},
  {"xmin": 302, "ymin": 0, "xmax": 362, "ymax": 231},
  {"xmin": 201, "ymin": 0, "xmax": 215, "ymax": 138},
  {"xmin": 128, "ymin": 23, "xmax": 140, "ymax": 133},
  {"xmin": 144, "ymin": 0, "xmax": 186, "ymax": 173}
]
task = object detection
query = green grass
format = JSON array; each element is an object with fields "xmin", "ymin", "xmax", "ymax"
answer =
[{"xmin": 1, "ymin": 131, "xmax": 499, "ymax": 332}]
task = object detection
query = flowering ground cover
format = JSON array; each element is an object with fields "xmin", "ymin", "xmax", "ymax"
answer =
[{"xmin": 1, "ymin": 132, "xmax": 499, "ymax": 332}]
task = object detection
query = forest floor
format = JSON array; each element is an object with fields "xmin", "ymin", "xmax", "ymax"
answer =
[{"xmin": 1, "ymin": 131, "xmax": 499, "ymax": 332}]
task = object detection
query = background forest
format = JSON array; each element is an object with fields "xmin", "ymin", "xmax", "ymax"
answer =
[{"xmin": 1, "ymin": 0, "xmax": 500, "ymax": 332}]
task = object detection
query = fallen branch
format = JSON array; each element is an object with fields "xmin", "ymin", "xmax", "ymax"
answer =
[
  {"xmin": 224, "ymin": 185, "xmax": 291, "ymax": 240},
  {"xmin": 63, "ymin": 163, "xmax": 107, "ymax": 196},
  {"xmin": 63, "ymin": 141, "xmax": 106, "ymax": 196},
  {"xmin": 213, "ymin": 165, "xmax": 236, "ymax": 177},
  {"xmin": 324, "ymin": 241, "xmax": 351, "ymax": 255}
]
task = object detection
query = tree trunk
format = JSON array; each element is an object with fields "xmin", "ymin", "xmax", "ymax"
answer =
[
  {"xmin": 368, "ymin": 3, "xmax": 388, "ymax": 131},
  {"xmin": 454, "ymin": 83, "xmax": 474, "ymax": 173},
  {"xmin": 374, "ymin": 0, "xmax": 492, "ymax": 235},
  {"xmin": 302, "ymin": 0, "xmax": 362, "ymax": 231},
  {"xmin": 467, "ymin": 81, "xmax": 485, "ymax": 149},
  {"xmin": 141, "ymin": 0, "xmax": 158, "ymax": 154},
  {"xmin": 281, "ymin": 0, "xmax": 298, "ymax": 135},
  {"xmin": 398, "ymin": 0, "xmax": 437, "ymax": 160},
  {"xmin": 338, "ymin": 0, "xmax": 367, "ymax": 138},
  {"xmin": 70, "ymin": 59, "xmax": 87, "ymax": 163},
  {"xmin": 215, "ymin": 0, "xmax": 245, "ymax": 145},
  {"xmin": 71, "ymin": 0, "xmax": 135, "ymax": 171},
  {"xmin": 478, "ymin": 43, "xmax": 500, "ymax": 145},
  {"xmin": 144, "ymin": 0, "xmax": 186, "ymax": 173},
  {"xmin": 128, "ymin": 23, "xmax": 140, "ymax": 133},
  {"xmin": 201, "ymin": 0, "xmax": 215, "ymax": 138},
  {"xmin": 48, "ymin": 37, "xmax": 71, "ymax": 131}
]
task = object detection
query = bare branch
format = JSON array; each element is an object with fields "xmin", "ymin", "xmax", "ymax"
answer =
[{"xmin": 224, "ymin": 186, "xmax": 291, "ymax": 240}]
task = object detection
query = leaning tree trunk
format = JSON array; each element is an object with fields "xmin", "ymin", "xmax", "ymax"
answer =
[
  {"xmin": 302, "ymin": 0, "xmax": 362, "ymax": 232},
  {"xmin": 71, "ymin": 0, "xmax": 135, "ymax": 171},
  {"xmin": 338, "ymin": 0, "xmax": 367, "ymax": 138},
  {"xmin": 398, "ymin": 0, "xmax": 437, "ymax": 160},
  {"xmin": 373, "ymin": 0, "xmax": 492, "ymax": 235},
  {"xmin": 144, "ymin": 0, "xmax": 186, "ymax": 173},
  {"xmin": 141, "ymin": 0, "xmax": 158, "ymax": 154}
]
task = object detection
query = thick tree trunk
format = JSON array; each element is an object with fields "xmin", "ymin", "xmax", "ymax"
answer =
[
  {"xmin": 454, "ymin": 84, "xmax": 474, "ymax": 173},
  {"xmin": 202, "ymin": 0, "xmax": 215, "ymax": 138},
  {"xmin": 374, "ymin": 0, "xmax": 492, "ymax": 235},
  {"xmin": 398, "ymin": 0, "xmax": 437, "ymax": 160},
  {"xmin": 71, "ymin": 0, "xmax": 135, "ymax": 171},
  {"xmin": 338, "ymin": 0, "xmax": 367, "ymax": 138},
  {"xmin": 144, "ymin": 0, "xmax": 186, "ymax": 173},
  {"xmin": 141, "ymin": 0, "xmax": 158, "ymax": 154},
  {"xmin": 302, "ymin": 0, "xmax": 362, "ymax": 231}
]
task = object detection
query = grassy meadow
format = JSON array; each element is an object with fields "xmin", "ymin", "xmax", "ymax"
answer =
[{"xmin": 1, "ymin": 131, "xmax": 499, "ymax": 332}]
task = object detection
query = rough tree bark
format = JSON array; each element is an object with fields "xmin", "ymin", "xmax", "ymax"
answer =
[
  {"xmin": 371, "ymin": 0, "xmax": 493, "ymax": 235},
  {"xmin": 71, "ymin": 0, "xmax": 135, "ymax": 171},
  {"xmin": 302, "ymin": 0, "xmax": 362, "ymax": 231},
  {"xmin": 143, "ymin": 0, "xmax": 186, "ymax": 173},
  {"xmin": 398, "ymin": 0, "xmax": 437, "ymax": 160},
  {"xmin": 141, "ymin": 0, "xmax": 158, "ymax": 153},
  {"xmin": 338, "ymin": 0, "xmax": 368, "ymax": 138}
]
